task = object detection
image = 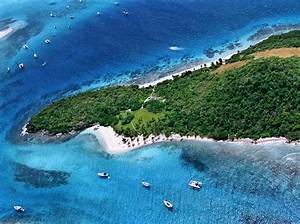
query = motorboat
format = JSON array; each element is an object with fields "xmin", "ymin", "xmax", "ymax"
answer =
[
  {"xmin": 141, "ymin": 181, "xmax": 150, "ymax": 188},
  {"xmin": 18, "ymin": 63, "xmax": 24, "ymax": 69},
  {"xmin": 163, "ymin": 200, "xmax": 173, "ymax": 209},
  {"xmin": 7, "ymin": 67, "xmax": 10, "ymax": 73},
  {"xmin": 42, "ymin": 61, "xmax": 47, "ymax": 67},
  {"xmin": 97, "ymin": 172, "xmax": 110, "ymax": 179},
  {"xmin": 13, "ymin": 205, "xmax": 25, "ymax": 212},
  {"xmin": 23, "ymin": 44, "xmax": 28, "ymax": 49},
  {"xmin": 69, "ymin": 15, "xmax": 75, "ymax": 20},
  {"xmin": 122, "ymin": 10, "xmax": 129, "ymax": 16},
  {"xmin": 45, "ymin": 39, "xmax": 51, "ymax": 44},
  {"xmin": 33, "ymin": 53, "xmax": 38, "ymax": 59},
  {"xmin": 188, "ymin": 180, "xmax": 202, "ymax": 189},
  {"xmin": 50, "ymin": 13, "xmax": 55, "ymax": 17},
  {"xmin": 97, "ymin": 11, "xmax": 101, "ymax": 16}
]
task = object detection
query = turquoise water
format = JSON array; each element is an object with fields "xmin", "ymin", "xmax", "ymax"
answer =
[{"xmin": 0, "ymin": 0, "xmax": 300, "ymax": 223}]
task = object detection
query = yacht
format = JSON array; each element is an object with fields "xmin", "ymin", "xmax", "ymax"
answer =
[
  {"xmin": 141, "ymin": 181, "xmax": 150, "ymax": 188},
  {"xmin": 18, "ymin": 63, "xmax": 24, "ymax": 69},
  {"xmin": 97, "ymin": 172, "xmax": 110, "ymax": 179},
  {"xmin": 45, "ymin": 39, "xmax": 51, "ymax": 44},
  {"xmin": 163, "ymin": 200, "xmax": 173, "ymax": 209},
  {"xmin": 13, "ymin": 205, "xmax": 25, "ymax": 212},
  {"xmin": 188, "ymin": 180, "xmax": 202, "ymax": 189}
]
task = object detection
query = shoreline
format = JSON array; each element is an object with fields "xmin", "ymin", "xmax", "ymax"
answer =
[
  {"xmin": 80, "ymin": 125, "xmax": 298, "ymax": 154},
  {"xmin": 21, "ymin": 124, "xmax": 298, "ymax": 155},
  {"xmin": 138, "ymin": 52, "xmax": 235, "ymax": 88}
]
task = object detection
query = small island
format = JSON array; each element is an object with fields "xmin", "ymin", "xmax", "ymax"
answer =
[{"xmin": 25, "ymin": 31, "xmax": 300, "ymax": 152}]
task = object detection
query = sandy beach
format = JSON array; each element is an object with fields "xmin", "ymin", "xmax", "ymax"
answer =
[
  {"xmin": 79, "ymin": 125, "xmax": 296, "ymax": 155},
  {"xmin": 139, "ymin": 52, "xmax": 235, "ymax": 88},
  {"xmin": 0, "ymin": 20, "xmax": 27, "ymax": 40},
  {"xmin": 0, "ymin": 27, "xmax": 14, "ymax": 39}
]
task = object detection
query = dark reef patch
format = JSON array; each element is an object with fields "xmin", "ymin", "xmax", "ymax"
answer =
[
  {"xmin": 247, "ymin": 23, "xmax": 300, "ymax": 42},
  {"xmin": 15, "ymin": 163, "xmax": 70, "ymax": 188},
  {"xmin": 239, "ymin": 212, "xmax": 292, "ymax": 224}
]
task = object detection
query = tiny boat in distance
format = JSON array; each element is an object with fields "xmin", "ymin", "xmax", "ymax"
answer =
[
  {"xmin": 45, "ymin": 39, "xmax": 51, "ymax": 44},
  {"xmin": 97, "ymin": 172, "xmax": 110, "ymax": 179},
  {"xmin": 189, "ymin": 180, "xmax": 202, "ymax": 189},
  {"xmin": 163, "ymin": 200, "xmax": 173, "ymax": 209},
  {"xmin": 14, "ymin": 205, "xmax": 25, "ymax": 212},
  {"xmin": 141, "ymin": 181, "xmax": 150, "ymax": 188},
  {"xmin": 122, "ymin": 10, "xmax": 129, "ymax": 16},
  {"xmin": 7, "ymin": 67, "xmax": 10, "ymax": 73},
  {"xmin": 18, "ymin": 63, "xmax": 24, "ymax": 69}
]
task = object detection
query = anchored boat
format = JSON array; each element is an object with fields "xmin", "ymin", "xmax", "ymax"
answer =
[
  {"xmin": 97, "ymin": 172, "xmax": 110, "ymax": 179},
  {"xmin": 141, "ymin": 181, "xmax": 150, "ymax": 188},
  {"xmin": 163, "ymin": 200, "xmax": 173, "ymax": 209},
  {"xmin": 188, "ymin": 180, "xmax": 202, "ymax": 189},
  {"xmin": 13, "ymin": 205, "xmax": 25, "ymax": 212}
]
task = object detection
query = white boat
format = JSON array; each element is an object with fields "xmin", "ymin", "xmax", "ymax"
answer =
[
  {"xmin": 69, "ymin": 15, "xmax": 75, "ymax": 20},
  {"xmin": 97, "ymin": 172, "xmax": 110, "ymax": 178},
  {"xmin": 42, "ymin": 61, "xmax": 47, "ymax": 67},
  {"xmin": 18, "ymin": 63, "xmax": 24, "ymax": 69},
  {"xmin": 97, "ymin": 11, "xmax": 101, "ymax": 16},
  {"xmin": 23, "ymin": 44, "xmax": 28, "ymax": 49},
  {"xmin": 163, "ymin": 200, "xmax": 173, "ymax": 209},
  {"xmin": 33, "ymin": 53, "xmax": 38, "ymax": 59},
  {"xmin": 122, "ymin": 10, "xmax": 129, "ymax": 16},
  {"xmin": 13, "ymin": 205, "xmax": 25, "ymax": 212},
  {"xmin": 7, "ymin": 67, "xmax": 10, "ymax": 73},
  {"xmin": 45, "ymin": 39, "xmax": 51, "ymax": 44},
  {"xmin": 188, "ymin": 180, "xmax": 202, "ymax": 189},
  {"xmin": 50, "ymin": 13, "xmax": 55, "ymax": 17},
  {"xmin": 141, "ymin": 181, "xmax": 150, "ymax": 188}
]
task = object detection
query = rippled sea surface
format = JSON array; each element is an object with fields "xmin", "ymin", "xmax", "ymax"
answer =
[{"xmin": 0, "ymin": 0, "xmax": 299, "ymax": 223}]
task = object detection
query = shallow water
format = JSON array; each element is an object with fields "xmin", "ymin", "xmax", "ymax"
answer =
[{"xmin": 0, "ymin": 0, "xmax": 300, "ymax": 223}]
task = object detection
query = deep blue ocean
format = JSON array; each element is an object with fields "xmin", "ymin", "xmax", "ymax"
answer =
[{"xmin": 0, "ymin": 0, "xmax": 300, "ymax": 223}]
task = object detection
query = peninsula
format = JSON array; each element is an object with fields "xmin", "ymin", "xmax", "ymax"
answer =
[{"xmin": 25, "ymin": 31, "xmax": 300, "ymax": 153}]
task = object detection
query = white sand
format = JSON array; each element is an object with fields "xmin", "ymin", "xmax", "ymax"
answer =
[
  {"xmin": 139, "ymin": 53, "xmax": 234, "ymax": 88},
  {"xmin": 0, "ymin": 20, "xmax": 27, "ymax": 40},
  {"xmin": 0, "ymin": 27, "xmax": 13, "ymax": 39},
  {"xmin": 80, "ymin": 125, "xmax": 295, "ymax": 155}
]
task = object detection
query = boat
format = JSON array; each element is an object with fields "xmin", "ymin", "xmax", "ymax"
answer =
[
  {"xmin": 23, "ymin": 44, "xmax": 28, "ymax": 49},
  {"xmin": 163, "ymin": 200, "xmax": 173, "ymax": 209},
  {"xmin": 188, "ymin": 180, "xmax": 202, "ymax": 189},
  {"xmin": 50, "ymin": 13, "xmax": 55, "ymax": 17},
  {"xmin": 97, "ymin": 172, "xmax": 110, "ymax": 179},
  {"xmin": 18, "ymin": 63, "xmax": 24, "ymax": 69},
  {"xmin": 13, "ymin": 205, "xmax": 25, "ymax": 212},
  {"xmin": 114, "ymin": 2, "xmax": 119, "ymax": 6},
  {"xmin": 42, "ymin": 61, "xmax": 47, "ymax": 67},
  {"xmin": 122, "ymin": 10, "xmax": 129, "ymax": 16},
  {"xmin": 33, "ymin": 53, "xmax": 38, "ymax": 59},
  {"xmin": 7, "ymin": 67, "xmax": 10, "ymax": 73},
  {"xmin": 141, "ymin": 181, "xmax": 150, "ymax": 188},
  {"xmin": 45, "ymin": 39, "xmax": 51, "ymax": 44},
  {"xmin": 69, "ymin": 15, "xmax": 75, "ymax": 20},
  {"xmin": 97, "ymin": 11, "xmax": 101, "ymax": 16}
]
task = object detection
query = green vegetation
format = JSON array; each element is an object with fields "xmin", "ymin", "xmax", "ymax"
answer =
[
  {"xmin": 227, "ymin": 30, "xmax": 300, "ymax": 63},
  {"xmin": 27, "ymin": 32, "xmax": 300, "ymax": 141}
]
